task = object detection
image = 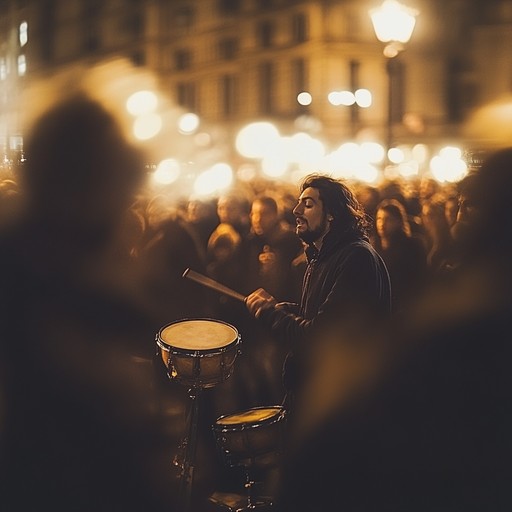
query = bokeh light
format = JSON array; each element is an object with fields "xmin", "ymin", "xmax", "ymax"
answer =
[
  {"xmin": 126, "ymin": 90, "xmax": 158, "ymax": 116},
  {"xmin": 297, "ymin": 92, "xmax": 313, "ymax": 106},
  {"xmin": 153, "ymin": 158, "xmax": 181, "ymax": 185},
  {"xmin": 193, "ymin": 163, "xmax": 233, "ymax": 196},
  {"xmin": 133, "ymin": 113, "xmax": 162, "ymax": 140},
  {"xmin": 354, "ymin": 89, "xmax": 372, "ymax": 108},
  {"xmin": 430, "ymin": 146, "xmax": 468, "ymax": 183},
  {"xmin": 235, "ymin": 122, "xmax": 280, "ymax": 159},
  {"xmin": 178, "ymin": 113, "xmax": 200, "ymax": 134}
]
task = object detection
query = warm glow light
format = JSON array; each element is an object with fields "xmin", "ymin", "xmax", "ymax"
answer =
[
  {"xmin": 193, "ymin": 163, "xmax": 233, "ymax": 196},
  {"xmin": 178, "ymin": 112, "xmax": 200, "ymax": 134},
  {"xmin": 17, "ymin": 55, "xmax": 26, "ymax": 76},
  {"xmin": 328, "ymin": 91, "xmax": 356, "ymax": 106},
  {"xmin": 398, "ymin": 160, "xmax": 420, "ymax": 177},
  {"xmin": 355, "ymin": 89, "xmax": 372, "ymax": 108},
  {"xmin": 194, "ymin": 132, "xmax": 211, "ymax": 147},
  {"xmin": 430, "ymin": 146, "xmax": 468, "ymax": 183},
  {"xmin": 440, "ymin": 146, "xmax": 463, "ymax": 160},
  {"xmin": 354, "ymin": 164, "xmax": 380, "ymax": 183},
  {"xmin": 291, "ymin": 133, "xmax": 326, "ymax": 166},
  {"xmin": 388, "ymin": 147, "xmax": 405, "ymax": 164},
  {"xmin": 153, "ymin": 158, "xmax": 181, "ymax": 185},
  {"xmin": 19, "ymin": 21, "xmax": 28, "ymax": 47},
  {"xmin": 126, "ymin": 90, "xmax": 158, "ymax": 116},
  {"xmin": 235, "ymin": 122, "xmax": 280, "ymax": 159},
  {"xmin": 262, "ymin": 153, "xmax": 289, "ymax": 177},
  {"xmin": 370, "ymin": 0, "xmax": 418, "ymax": 44},
  {"xmin": 361, "ymin": 142, "xmax": 385, "ymax": 163},
  {"xmin": 412, "ymin": 144, "xmax": 429, "ymax": 163},
  {"xmin": 237, "ymin": 164, "xmax": 258, "ymax": 182},
  {"xmin": 297, "ymin": 92, "xmax": 313, "ymax": 106},
  {"xmin": 133, "ymin": 113, "xmax": 162, "ymax": 140},
  {"xmin": 327, "ymin": 143, "xmax": 373, "ymax": 180}
]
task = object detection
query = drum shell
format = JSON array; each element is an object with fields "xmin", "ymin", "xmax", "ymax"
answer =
[
  {"xmin": 213, "ymin": 406, "xmax": 286, "ymax": 466},
  {"xmin": 156, "ymin": 318, "xmax": 240, "ymax": 388},
  {"xmin": 157, "ymin": 343, "xmax": 239, "ymax": 388}
]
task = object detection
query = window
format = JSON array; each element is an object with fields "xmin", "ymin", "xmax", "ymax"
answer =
[
  {"xmin": 221, "ymin": 74, "xmax": 238, "ymax": 117},
  {"xmin": 131, "ymin": 51, "xmax": 145, "ymax": 67},
  {"xmin": 83, "ymin": 0, "xmax": 101, "ymax": 17},
  {"xmin": 292, "ymin": 58, "xmax": 308, "ymax": 113},
  {"xmin": 257, "ymin": 21, "xmax": 274, "ymax": 48},
  {"xmin": 292, "ymin": 58, "xmax": 307, "ymax": 93},
  {"xmin": 219, "ymin": 38, "xmax": 239, "ymax": 60},
  {"xmin": 123, "ymin": 12, "xmax": 144, "ymax": 37},
  {"xmin": 19, "ymin": 21, "xmax": 28, "ymax": 47},
  {"xmin": 292, "ymin": 12, "xmax": 308, "ymax": 43},
  {"xmin": 0, "ymin": 58, "xmax": 7, "ymax": 80},
  {"xmin": 174, "ymin": 5, "xmax": 195, "ymax": 28},
  {"xmin": 388, "ymin": 58, "xmax": 404, "ymax": 124},
  {"xmin": 17, "ymin": 55, "xmax": 26, "ymax": 76},
  {"xmin": 259, "ymin": 61, "xmax": 274, "ymax": 114},
  {"xmin": 256, "ymin": 0, "xmax": 274, "ymax": 9},
  {"xmin": 177, "ymin": 82, "xmax": 197, "ymax": 112},
  {"xmin": 217, "ymin": 0, "xmax": 241, "ymax": 15},
  {"xmin": 175, "ymin": 49, "xmax": 192, "ymax": 70},
  {"xmin": 84, "ymin": 25, "xmax": 100, "ymax": 53}
]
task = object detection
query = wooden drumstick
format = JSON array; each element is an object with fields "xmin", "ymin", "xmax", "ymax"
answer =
[{"xmin": 182, "ymin": 268, "xmax": 246, "ymax": 302}]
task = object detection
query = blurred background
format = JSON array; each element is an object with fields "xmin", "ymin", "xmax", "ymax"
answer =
[{"xmin": 1, "ymin": 0, "xmax": 510, "ymax": 202}]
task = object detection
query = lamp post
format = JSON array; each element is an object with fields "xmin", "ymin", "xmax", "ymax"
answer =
[{"xmin": 370, "ymin": 0, "xmax": 418, "ymax": 165}]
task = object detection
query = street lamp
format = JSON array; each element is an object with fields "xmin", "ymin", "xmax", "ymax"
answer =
[{"xmin": 370, "ymin": 0, "xmax": 418, "ymax": 165}]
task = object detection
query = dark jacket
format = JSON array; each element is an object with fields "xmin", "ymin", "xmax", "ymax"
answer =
[{"xmin": 258, "ymin": 228, "xmax": 391, "ymax": 402}]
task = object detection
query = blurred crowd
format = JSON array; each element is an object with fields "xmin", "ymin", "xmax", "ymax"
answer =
[{"xmin": 0, "ymin": 92, "xmax": 511, "ymax": 512}]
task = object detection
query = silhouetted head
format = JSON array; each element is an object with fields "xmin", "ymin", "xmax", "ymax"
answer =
[
  {"xmin": 20, "ymin": 93, "xmax": 145, "ymax": 244},
  {"xmin": 459, "ymin": 147, "xmax": 512, "ymax": 254}
]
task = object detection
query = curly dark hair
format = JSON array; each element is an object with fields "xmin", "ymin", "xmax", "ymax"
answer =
[{"xmin": 300, "ymin": 174, "xmax": 370, "ymax": 239}]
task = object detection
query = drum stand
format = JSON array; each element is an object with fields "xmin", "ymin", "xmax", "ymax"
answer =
[
  {"xmin": 209, "ymin": 455, "xmax": 275, "ymax": 511},
  {"xmin": 242, "ymin": 465, "xmax": 274, "ymax": 510},
  {"xmin": 174, "ymin": 385, "xmax": 202, "ymax": 512}
]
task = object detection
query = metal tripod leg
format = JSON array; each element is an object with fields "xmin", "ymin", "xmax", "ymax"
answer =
[{"xmin": 177, "ymin": 386, "xmax": 202, "ymax": 512}]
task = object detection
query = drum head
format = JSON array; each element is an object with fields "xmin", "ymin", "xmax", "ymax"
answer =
[
  {"xmin": 159, "ymin": 318, "xmax": 238, "ymax": 351},
  {"xmin": 216, "ymin": 406, "xmax": 283, "ymax": 427}
]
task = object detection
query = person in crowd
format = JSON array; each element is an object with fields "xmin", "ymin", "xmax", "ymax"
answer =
[
  {"xmin": 246, "ymin": 194, "xmax": 303, "ymax": 301},
  {"xmin": 420, "ymin": 192, "xmax": 456, "ymax": 276},
  {"xmin": 0, "ymin": 178, "xmax": 20, "ymax": 228},
  {"xmin": 216, "ymin": 190, "xmax": 252, "ymax": 240},
  {"xmin": 242, "ymin": 174, "xmax": 391, "ymax": 508},
  {"xmin": 205, "ymin": 221, "xmax": 246, "ymax": 325},
  {"xmin": 0, "ymin": 93, "xmax": 174, "ymax": 511},
  {"xmin": 204, "ymin": 191, "xmax": 254, "ymax": 341},
  {"xmin": 444, "ymin": 186, "xmax": 460, "ymax": 230},
  {"xmin": 354, "ymin": 183, "xmax": 381, "ymax": 240},
  {"xmin": 371, "ymin": 198, "xmax": 428, "ymax": 316},
  {"xmin": 275, "ymin": 148, "xmax": 512, "ymax": 512},
  {"xmin": 230, "ymin": 194, "xmax": 304, "ymax": 408},
  {"xmin": 418, "ymin": 174, "xmax": 441, "ymax": 205},
  {"xmin": 244, "ymin": 174, "xmax": 392, "ymax": 419},
  {"xmin": 138, "ymin": 192, "xmax": 211, "ymax": 326},
  {"xmin": 450, "ymin": 172, "xmax": 480, "ymax": 247},
  {"xmin": 185, "ymin": 196, "xmax": 219, "ymax": 260}
]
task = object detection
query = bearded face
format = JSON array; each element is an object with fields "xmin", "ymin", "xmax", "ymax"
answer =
[{"xmin": 293, "ymin": 187, "xmax": 331, "ymax": 245}]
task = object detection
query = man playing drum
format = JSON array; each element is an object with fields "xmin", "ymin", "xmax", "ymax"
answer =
[{"xmin": 245, "ymin": 174, "xmax": 392, "ymax": 424}]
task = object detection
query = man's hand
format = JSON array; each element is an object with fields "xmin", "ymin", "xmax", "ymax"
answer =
[{"xmin": 245, "ymin": 288, "xmax": 277, "ymax": 318}]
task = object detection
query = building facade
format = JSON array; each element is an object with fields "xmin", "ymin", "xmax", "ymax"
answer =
[{"xmin": 0, "ymin": 0, "xmax": 510, "ymax": 168}]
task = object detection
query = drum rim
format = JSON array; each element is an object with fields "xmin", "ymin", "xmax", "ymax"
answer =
[
  {"xmin": 214, "ymin": 405, "xmax": 285, "ymax": 430},
  {"xmin": 156, "ymin": 317, "xmax": 240, "ymax": 354}
]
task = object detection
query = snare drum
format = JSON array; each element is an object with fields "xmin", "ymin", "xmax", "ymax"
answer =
[
  {"xmin": 156, "ymin": 318, "xmax": 241, "ymax": 388},
  {"xmin": 213, "ymin": 406, "xmax": 286, "ymax": 467}
]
